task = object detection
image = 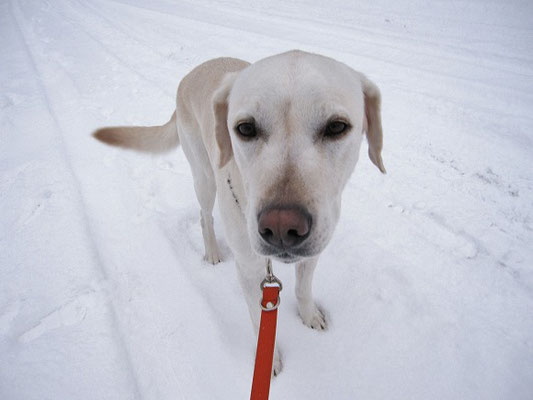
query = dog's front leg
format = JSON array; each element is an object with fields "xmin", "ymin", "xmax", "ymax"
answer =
[
  {"xmin": 295, "ymin": 256, "xmax": 327, "ymax": 330},
  {"xmin": 235, "ymin": 255, "xmax": 283, "ymax": 376}
]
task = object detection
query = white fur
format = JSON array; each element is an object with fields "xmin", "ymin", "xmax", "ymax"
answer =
[{"xmin": 93, "ymin": 50, "xmax": 385, "ymax": 376}]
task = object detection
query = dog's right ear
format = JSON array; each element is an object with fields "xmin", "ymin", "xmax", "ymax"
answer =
[
  {"xmin": 360, "ymin": 74, "xmax": 386, "ymax": 174},
  {"xmin": 212, "ymin": 72, "xmax": 239, "ymax": 168}
]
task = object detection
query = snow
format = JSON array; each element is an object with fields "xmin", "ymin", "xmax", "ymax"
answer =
[{"xmin": 1, "ymin": 0, "xmax": 532, "ymax": 399}]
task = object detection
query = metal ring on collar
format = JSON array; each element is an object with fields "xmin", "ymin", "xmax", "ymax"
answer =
[{"xmin": 260, "ymin": 296, "xmax": 281, "ymax": 312}]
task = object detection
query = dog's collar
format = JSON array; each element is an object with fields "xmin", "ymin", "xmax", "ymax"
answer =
[{"xmin": 226, "ymin": 173, "xmax": 241, "ymax": 210}]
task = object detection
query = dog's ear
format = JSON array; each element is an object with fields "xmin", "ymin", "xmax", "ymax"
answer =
[
  {"xmin": 361, "ymin": 74, "xmax": 386, "ymax": 174},
  {"xmin": 212, "ymin": 72, "xmax": 239, "ymax": 168}
]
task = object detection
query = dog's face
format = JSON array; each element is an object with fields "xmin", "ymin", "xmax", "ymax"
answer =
[{"xmin": 214, "ymin": 51, "xmax": 385, "ymax": 263}]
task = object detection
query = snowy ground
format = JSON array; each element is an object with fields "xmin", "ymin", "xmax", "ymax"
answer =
[{"xmin": 1, "ymin": 0, "xmax": 533, "ymax": 399}]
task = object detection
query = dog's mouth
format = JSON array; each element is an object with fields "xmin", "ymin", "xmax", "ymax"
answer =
[
  {"xmin": 274, "ymin": 252, "xmax": 301, "ymax": 264},
  {"xmin": 257, "ymin": 245, "xmax": 314, "ymax": 264}
]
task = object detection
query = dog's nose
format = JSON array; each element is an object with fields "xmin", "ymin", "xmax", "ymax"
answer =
[{"xmin": 258, "ymin": 206, "xmax": 312, "ymax": 249}]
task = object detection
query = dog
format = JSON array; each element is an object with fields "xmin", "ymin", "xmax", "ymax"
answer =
[{"xmin": 93, "ymin": 50, "xmax": 385, "ymax": 375}]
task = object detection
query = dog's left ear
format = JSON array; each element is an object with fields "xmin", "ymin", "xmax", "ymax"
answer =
[
  {"xmin": 212, "ymin": 72, "xmax": 239, "ymax": 169},
  {"xmin": 361, "ymin": 74, "xmax": 386, "ymax": 174}
]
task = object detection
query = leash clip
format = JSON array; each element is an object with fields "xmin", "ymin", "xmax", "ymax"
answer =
[
  {"xmin": 260, "ymin": 259, "xmax": 283, "ymax": 290},
  {"xmin": 260, "ymin": 259, "xmax": 282, "ymax": 312}
]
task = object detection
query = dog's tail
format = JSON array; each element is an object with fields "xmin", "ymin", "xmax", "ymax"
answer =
[{"xmin": 92, "ymin": 111, "xmax": 179, "ymax": 153}]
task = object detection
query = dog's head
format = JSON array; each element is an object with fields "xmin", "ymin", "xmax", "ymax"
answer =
[{"xmin": 213, "ymin": 50, "xmax": 385, "ymax": 263}]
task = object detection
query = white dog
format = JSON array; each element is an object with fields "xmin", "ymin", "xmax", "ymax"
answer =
[{"xmin": 94, "ymin": 50, "xmax": 385, "ymax": 374}]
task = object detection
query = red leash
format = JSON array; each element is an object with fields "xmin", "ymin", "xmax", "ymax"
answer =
[{"xmin": 250, "ymin": 261, "xmax": 282, "ymax": 400}]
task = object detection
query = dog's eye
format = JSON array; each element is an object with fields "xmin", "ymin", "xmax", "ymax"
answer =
[
  {"xmin": 324, "ymin": 121, "xmax": 349, "ymax": 138},
  {"xmin": 236, "ymin": 122, "xmax": 257, "ymax": 138}
]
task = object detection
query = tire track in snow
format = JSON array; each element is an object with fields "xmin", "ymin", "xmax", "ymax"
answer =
[
  {"xmin": 72, "ymin": 0, "xmax": 172, "ymax": 61},
  {"xmin": 8, "ymin": 2, "xmax": 209, "ymax": 397},
  {"xmin": 211, "ymin": 0, "xmax": 533, "ymax": 67},
  {"xmin": 97, "ymin": 0, "xmax": 533, "ymax": 130},
  {"xmin": 108, "ymin": 0, "xmax": 533, "ymax": 99},
  {"xmin": 47, "ymin": 0, "xmax": 174, "ymax": 98},
  {"xmin": 35, "ymin": 0, "xmax": 532, "ymax": 129},
  {"xmin": 8, "ymin": 1, "xmax": 143, "ymax": 398},
  {"xmin": 184, "ymin": 0, "xmax": 533, "ymax": 80}
]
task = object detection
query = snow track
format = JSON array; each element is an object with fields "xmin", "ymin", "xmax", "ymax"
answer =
[{"xmin": 1, "ymin": 1, "xmax": 532, "ymax": 399}]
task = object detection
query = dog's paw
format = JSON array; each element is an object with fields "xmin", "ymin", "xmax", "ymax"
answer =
[
  {"xmin": 272, "ymin": 348, "xmax": 283, "ymax": 377},
  {"xmin": 203, "ymin": 243, "xmax": 222, "ymax": 265},
  {"xmin": 299, "ymin": 305, "xmax": 327, "ymax": 331},
  {"xmin": 204, "ymin": 251, "xmax": 221, "ymax": 265}
]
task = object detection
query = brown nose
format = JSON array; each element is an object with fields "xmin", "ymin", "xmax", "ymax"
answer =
[{"xmin": 258, "ymin": 206, "xmax": 312, "ymax": 249}]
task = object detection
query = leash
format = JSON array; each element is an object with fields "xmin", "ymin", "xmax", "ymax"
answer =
[{"xmin": 250, "ymin": 259, "xmax": 282, "ymax": 400}]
